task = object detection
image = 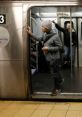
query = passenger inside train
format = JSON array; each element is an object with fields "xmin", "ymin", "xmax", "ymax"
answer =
[
  {"xmin": 26, "ymin": 20, "xmax": 64, "ymax": 95},
  {"xmin": 53, "ymin": 20, "xmax": 78, "ymax": 68}
]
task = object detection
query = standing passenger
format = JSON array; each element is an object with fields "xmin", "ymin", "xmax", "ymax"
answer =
[
  {"xmin": 53, "ymin": 21, "xmax": 77, "ymax": 67},
  {"xmin": 26, "ymin": 20, "xmax": 64, "ymax": 95}
]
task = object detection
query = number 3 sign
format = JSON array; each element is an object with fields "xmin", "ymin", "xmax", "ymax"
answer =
[{"xmin": 0, "ymin": 14, "xmax": 6, "ymax": 24}]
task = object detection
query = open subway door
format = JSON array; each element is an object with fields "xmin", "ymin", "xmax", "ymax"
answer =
[{"xmin": 24, "ymin": 2, "xmax": 82, "ymax": 100}]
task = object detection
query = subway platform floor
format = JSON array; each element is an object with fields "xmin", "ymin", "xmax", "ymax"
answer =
[{"xmin": 0, "ymin": 101, "xmax": 82, "ymax": 117}]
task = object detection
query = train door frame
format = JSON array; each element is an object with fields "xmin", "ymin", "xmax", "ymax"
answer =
[
  {"xmin": 24, "ymin": 3, "xmax": 82, "ymax": 99},
  {"xmin": 77, "ymin": 18, "xmax": 82, "ymax": 68}
]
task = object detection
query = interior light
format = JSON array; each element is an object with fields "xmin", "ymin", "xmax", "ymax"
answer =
[
  {"xmin": 36, "ymin": 13, "xmax": 40, "ymax": 17},
  {"xmin": 40, "ymin": 13, "xmax": 57, "ymax": 17}
]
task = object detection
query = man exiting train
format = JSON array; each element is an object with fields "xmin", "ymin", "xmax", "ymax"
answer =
[{"xmin": 25, "ymin": 20, "xmax": 64, "ymax": 95}]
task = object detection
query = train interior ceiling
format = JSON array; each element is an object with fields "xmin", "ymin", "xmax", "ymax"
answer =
[{"xmin": 29, "ymin": 6, "xmax": 82, "ymax": 97}]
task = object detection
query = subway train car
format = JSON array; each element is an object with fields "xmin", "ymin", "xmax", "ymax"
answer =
[{"xmin": 0, "ymin": 0, "xmax": 82, "ymax": 100}]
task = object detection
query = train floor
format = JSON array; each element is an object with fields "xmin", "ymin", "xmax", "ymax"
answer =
[{"xmin": 31, "ymin": 67, "xmax": 82, "ymax": 93}]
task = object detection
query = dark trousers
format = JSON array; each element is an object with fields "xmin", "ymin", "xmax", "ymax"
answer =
[
  {"xmin": 49, "ymin": 59, "xmax": 63, "ymax": 90},
  {"xmin": 64, "ymin": 45, "xmax": 76, "ymax": 66}
]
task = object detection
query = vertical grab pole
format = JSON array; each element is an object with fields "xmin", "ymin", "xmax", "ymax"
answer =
[{"xmin": 70, "ymin": 8, "xmax": 73, "ymax": 72}]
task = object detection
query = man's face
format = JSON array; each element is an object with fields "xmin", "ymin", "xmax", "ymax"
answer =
[
  {"xmin": 41, "ymin": 26, "xmax": 48, "ymax": 32},
  {"xmin": 66, "ymin": 23, "xmax": 71, "ymax": 29}
]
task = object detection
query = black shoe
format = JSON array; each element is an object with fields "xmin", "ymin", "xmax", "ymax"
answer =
[
  {"xmin": 51, "ymin": 89, "xmax": 61, "ymax": 96},
  {"xmin": 60, "ymin": 78, "xmax": 64, "ymax": 85}
]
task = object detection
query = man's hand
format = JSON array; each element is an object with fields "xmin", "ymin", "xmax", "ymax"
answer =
[
  {"xmin": 24, "ymin": 26, "xmax": 32, "ymax": 35},
  {"xmin": 52, "ymin": 20, "xmax": 55, "ymax": 24},
  {"xmin": 42, "ymin": 46, "xmax": 48, "ymax": 54}
]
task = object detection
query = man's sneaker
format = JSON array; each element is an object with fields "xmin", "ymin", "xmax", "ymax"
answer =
[{"xmin": 51, "ymin": 89, "xmax": 61, "ymax": 96}]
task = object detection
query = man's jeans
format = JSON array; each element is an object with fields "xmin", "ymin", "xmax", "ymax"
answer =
[{"xmin": 64, "ymin": 45, "xmax": 76, "ymax": 66}]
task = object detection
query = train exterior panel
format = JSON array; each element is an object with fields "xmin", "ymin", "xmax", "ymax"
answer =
[{"xmin": 0, "ymin": 1, "xmax": 82, "ymax": 99}]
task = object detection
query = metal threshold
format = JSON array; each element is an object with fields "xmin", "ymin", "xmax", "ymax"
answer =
[{"xmin": 32, "ymin": 92, "xmax": 82, "ymax": 99}]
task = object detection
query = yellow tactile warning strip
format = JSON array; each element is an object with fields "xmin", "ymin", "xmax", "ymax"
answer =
[{"xmin": 0, "ymin": 101, "xmax": 82, "ymax": 117}]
